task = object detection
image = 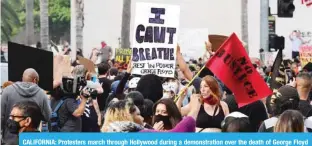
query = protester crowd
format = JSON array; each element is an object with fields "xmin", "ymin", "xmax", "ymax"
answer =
[{"xmin": 1, "ymin": 40, "xmax": 312, "ymax": 145}]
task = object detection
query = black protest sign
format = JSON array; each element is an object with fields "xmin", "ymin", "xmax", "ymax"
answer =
[{"xmin": 8, "ymin": 42, "xmax": 53, "ymax": 91}]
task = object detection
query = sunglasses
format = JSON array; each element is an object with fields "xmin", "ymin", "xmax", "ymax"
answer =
[{"xmin": 10, "ymin": 115, "xmax": 28, "ymax": 119}]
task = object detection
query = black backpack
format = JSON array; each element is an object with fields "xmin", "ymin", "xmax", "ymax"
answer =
[{"xmin": 42, "ymin": 99, "xmax": 66, "ymax": 132}]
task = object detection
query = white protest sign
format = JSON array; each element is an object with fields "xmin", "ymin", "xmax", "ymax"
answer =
[
  {"xmin": 264, "ymin": 52, "xmax": 278, "ymax": 67},
  {"xmin": 178, "ymin": 28, "xmax": 209, "ymax": 61},
  {"xmin": 131, "ymin": 2, "xmax": 180, "ymax": 78}
]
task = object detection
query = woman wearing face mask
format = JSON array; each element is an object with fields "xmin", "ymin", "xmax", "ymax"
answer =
[
  {"xmin": 162, "ymin": 78, "xmax": 181, "ymax": 99},
  {"xmin": 4, "ymin": 101, "xmax": 42, "ymax": 145},
  {"xmin": 176, "ymin": 75, "xmax": 229, "ymax": 132},
  {"xmin": 152, "ymin": 98, "xmax": 182, "ymax": 131},
  {"xmin": 162, "ymin": 83, "xmax": 176, "ymax": 99}
]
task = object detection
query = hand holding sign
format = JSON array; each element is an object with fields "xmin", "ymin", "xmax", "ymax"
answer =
[
  {"xmin": 205, "ymin": 41, "xmax": 213, "ymax": 55},
  {"xmin": 176, "ymin": 44, "xmax": 181, "ymax": 55},
  {"xmin": 127, "ymin": 58, "xmax": 133, "ymax": 74}
]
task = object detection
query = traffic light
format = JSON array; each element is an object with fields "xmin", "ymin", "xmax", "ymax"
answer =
[
  {"xmin": 269, "ymin": 35, "xmax": 285, "ymax": 52},
  {"xmin": 277, "ymin": 0, "xmax": 295, "ymax": 18}
]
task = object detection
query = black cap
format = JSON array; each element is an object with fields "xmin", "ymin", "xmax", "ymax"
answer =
[
  {"xmin": 269, "ymin": 85, "xmax": 299, "ymax": 116},
  {"xmin": 303, "ymin": 62, "xmax": 312, "ymax": 72}
]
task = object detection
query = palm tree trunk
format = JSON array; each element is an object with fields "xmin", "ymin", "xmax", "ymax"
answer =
[
  {"xmin": 241, "ymin": 0, "xmax": 248, "ymax": 54},
  {"xmin": 76, "ymin": 0, "xmax": 84, "ymax": 54},
  {"xmin": 26, "ymin": 0, "xmax": 35, "ymax": 46},
  {"xmin": 40, "ymin": 0, "xmax": 49, "ymax": 51},
  {"xmin": 121, "ymin": 0, "xmax": 131, "ymax": 48},
  {"xmin": 70, "ymin": 0, "xmax": 77, "ymax": 59}
]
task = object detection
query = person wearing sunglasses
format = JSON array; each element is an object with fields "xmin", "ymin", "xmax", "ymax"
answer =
[{"xmin": 3, "ymin": 101, "xmax": 42, "ymax": 145}]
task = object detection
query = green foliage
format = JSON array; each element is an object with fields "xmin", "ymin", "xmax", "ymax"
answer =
[
  {"xmin": 47, "ymin": 0, "xmax": 70, "ymax": 43},
  {"xmin": 1, "ymin": 0, "xmax": 22, "ymax": 42},
  {"xmin": 1, "ymin": 0, "xmax": 70, "ymax": 43}
]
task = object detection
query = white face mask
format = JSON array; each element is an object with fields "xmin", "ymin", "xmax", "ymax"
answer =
[
  {"xmin": 163, "ymin": 93, "xmax": 170, "ymax": 98},
  {"xmin": 167, "ymin": 82, "xmax": 179, "ymax": 94}
]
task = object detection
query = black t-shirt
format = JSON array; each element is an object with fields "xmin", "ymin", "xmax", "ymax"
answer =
[
  {"xmin": 81, "ymin": 101, "xmax": 100, "ymax": 132},
  {"xmin": 51, "ymin": 98, "xmax": 81, "ymax": 132},
  {"xmin": 238, "ymin": 100, "xmax": 268, "ymax": 132},
  {"xmin": 98, "ymin": 77, "xmax": 113, "ymax": 111},
  {"xmin": 299, "ymin": 100, "xmax": 312, "ymax": 117}
]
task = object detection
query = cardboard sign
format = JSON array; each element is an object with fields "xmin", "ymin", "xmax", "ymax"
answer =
[
  {"xmin": 131, "ymin": 2, "xmax": 180, "ymax": 78},
  {"xmin": 299, "ymin": 45, "xmax": 312, "ymax": 67},
  {"xmin": 115, "ymin": 48, "xmax": 132, "ymax": 70},
  {"xmin": 208, "ymin": 35, "xmax": 229, "ymax": 52},
  {"xmin": 8, "ymin": 42, "xmax": 53, "ymax": 91},
  {"xmin": 53, "ymin": 55, "xmax": 71, "ymax": 81},
  {"xmin": 206, "ymin": 33, "xmax": 272, "ymax": 107},
  {"xmin": 77, "ymin": 56, "xmax": 96, "ymax": 73}
]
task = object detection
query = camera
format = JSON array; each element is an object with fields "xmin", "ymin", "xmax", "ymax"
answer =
[
  {"xmin": 60, "ymin": 75, "xmax": 100, "ymax": 99},
  {"xmin": 84, "ymin": 80, "xmax": 100, "ymax": 99},
  {"xmin": 61, "ymin": 76, "xmax": 87, "ymax": 96}
]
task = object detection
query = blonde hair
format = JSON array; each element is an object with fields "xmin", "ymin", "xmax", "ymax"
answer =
[
  {"xmin": 274, "ymin": 110, "xmax": 304, "ymax": 132},
  {"xmin": 2, "ymin": 81, "xmax": 14, "ymax": 89},
  {"xmin": 101, "ymin": 99, "xmax": 136, "ymax": 132}
]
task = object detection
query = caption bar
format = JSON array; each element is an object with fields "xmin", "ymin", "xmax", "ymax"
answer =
[{"xmin": 19, "ymin": 133, "xmax": 312, "ymax": 146}]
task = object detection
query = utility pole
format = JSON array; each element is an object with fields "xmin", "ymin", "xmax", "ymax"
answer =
[
  {"xmin": 241, "ymin": 0, "xmax": 249, "ymax": 54},
  {"xmin": 260, "ymin": 0, "xmax": 269, "ymax": 52}
]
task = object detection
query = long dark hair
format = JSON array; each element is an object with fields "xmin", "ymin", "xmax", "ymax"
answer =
[{"xmin": 152, "ymin": 98, "xmax": 182, "ymax": 129}]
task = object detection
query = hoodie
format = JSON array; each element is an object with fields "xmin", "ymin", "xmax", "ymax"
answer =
[
  {"xmin": 105, "ymin": 116, "xmax": 195, "ymax": 133},
  {"xmin": 1, "ymin": 82, "xmax": 51, "ymax": 144},
  {"xmin": 106, "ymin": 121, "xmax": 145, "ymax": 132}
]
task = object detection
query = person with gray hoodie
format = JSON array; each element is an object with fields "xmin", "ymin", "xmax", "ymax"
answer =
[{"xmin": 1, "ymin": 68, "xmax": 51, "ymax": 144}]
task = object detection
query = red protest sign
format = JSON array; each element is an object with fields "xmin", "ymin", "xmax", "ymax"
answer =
[{"xmin": 206, "ymin": 33, "xmax": 272, "ymax": 107}]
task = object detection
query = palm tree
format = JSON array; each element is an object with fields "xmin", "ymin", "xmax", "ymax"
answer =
[
  {"xmin": 241, "ymin": 0, "xmax": 248, "ymax": 54},
  {"xmin": 76, "ymin": 0, "xmax": 84, "ymax": 53},
  {"xmin": 25, "ymin": 0, "xmax": 35, "ymax": 45},
  {"xmin": 120, "ymin": 0, "xmax": 131, "ymax": 48},
  {"xmin": 40, "ymin": 0, "xmax": 49, "ymax": 50},
  {"xmin": 70, "ymin": 0, "xmax": 77, "ymax": 59},
  {"xmin": 1, "ymin": 0, "xmax": 21, "ymax": 42}
]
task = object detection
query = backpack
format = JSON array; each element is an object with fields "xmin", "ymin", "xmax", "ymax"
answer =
[{"xmin": 41, "ymin": 99, "xmax": 66, "ymax": 132}]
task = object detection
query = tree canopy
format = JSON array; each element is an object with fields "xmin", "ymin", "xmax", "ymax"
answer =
[{"xmin": 1, "ymin": 0, "xmax": 70, "ymax": 43}]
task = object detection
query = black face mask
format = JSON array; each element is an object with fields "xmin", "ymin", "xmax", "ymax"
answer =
[
  {"xmin": 154, "ymin": 115, "xmax": 172, "ymax": 129},
  {"xmin": 6, "ymin": 119, "xmax": 24, "ymax": 134}
]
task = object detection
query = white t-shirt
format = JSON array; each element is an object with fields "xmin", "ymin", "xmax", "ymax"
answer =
[{"xmin": 291, "ymin": 36, "xmax": 303, "ymax": 52}]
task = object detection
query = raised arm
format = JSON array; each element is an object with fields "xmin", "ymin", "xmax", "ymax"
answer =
[
  {"xmin": 116, "ymin": 60, "xmax": 132, "ymax": 95},
  {"xmin": 175, "ymin": 87, "xmax": 191, "ymax": 116},
  {"xmin": 176, "ymin": 45, "xmax": 193, "ymax": 81}
]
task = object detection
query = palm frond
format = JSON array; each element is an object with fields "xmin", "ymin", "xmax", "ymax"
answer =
[
  {"xmin": 1, "ymin": 1, "xmax": 21, "ymax": 25},
  {"xmin": 1, "ymin": 26, "xmax": 11, "ymax": 41}
]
